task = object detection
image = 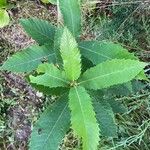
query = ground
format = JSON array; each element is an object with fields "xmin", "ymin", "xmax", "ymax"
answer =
[{"xmin": 0, "ymin": 0, "xmax": 150, "ymax": 150}]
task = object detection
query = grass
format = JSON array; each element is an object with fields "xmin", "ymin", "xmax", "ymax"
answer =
[
  {"xmin": 83, "ymin": 0, "xmax": 150, "ymax": 51},
  {"xmin": 0, "ymin": 0, "xmax": 150, "ymax": 150}
]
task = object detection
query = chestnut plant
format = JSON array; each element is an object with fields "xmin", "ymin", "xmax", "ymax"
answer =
[{"xmin": 0, "ymin": 0, "xmax": 148, "ymax": 150}]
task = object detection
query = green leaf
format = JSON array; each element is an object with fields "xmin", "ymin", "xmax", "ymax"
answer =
[
  {"xmin": 79, "ymin": 59, "xmax": 146, "ymax": 90},
  {"xmin": 89, "ymin": 91, "xmax": 118, "ymax": 137},
  {"xmin": 41, "ymin": 0, "xmax": 49, "ymax": 3},
  {"xmin": 29, "ymin": 94, "xmax": 70, "ymax": 150},
  {"xmin": 79, "ymin": 41, "xmax": 147, "ymax": 81},
  {"xmin": 48, "ymin": 0, "xmax": 57, "ymax": 4},
  {"xmin": 59, "ymin": 0, "xmax": 81, "ymax": 38},
  {"xmin": 41, "ymin": 0, "xmax": 57, "ymax": 4},
  {"xmin": 0, "ymin": 0, "xmax": 7, "ymax": 8},
  {"xmin": 0, "ymin": 45, "xmax": 55, "ymax": 73},
  {"xmin": 31, "ymin": 84, "xmax": 69, "ymax": 96},
  {"xmin": 0, "ymin": 9, "xmax": 9, "ymax": 28},
  {"xmin": 81, "ymin": 56, "xmax": 94, "ymax": 73},
  {"xmin": 54, "ymin": 27, "xmax": 63, "ymax": 65},
  {"xmin": 25, "ymin": 72, "xmax": 69, "ymax": 96},
  {"xmin": 26, "ymin": 72, "xmax": 68, "ymax": 96},
  {"xmin": 89, "ymin": 88, "xmax": 127, "ymax": 114},
  {"xmin": 106, "ymin": 98, "xmax": 127, "ymax": 114},
  {"xmin": 69, "ymin": 86, "xmax": 100, "ymax": 150},
  {"xmin": 93, "ymin": 97, "xmax": 117, "ymax": 137},
  {"xmin": 20, "ymin": 18, "xmax": 55, "ymax": 45},
  {"xmin": 60, "ymin": 28, "xmax": 81, "ymax": 81},
  {"xmin": 132, "ymin": 80, "xmax": 146, "ymax": 93},
  {"xmin": 136, "ymin": 70, "xmax": 149, "ymax": 81},
  {"xmin": 104, "ymin": 80, "xmax": 146, "ymax": 97},
  {"xmin": 30, "ymin": 63, "xmax": 68, "ymax": 88},
  {"xmin": 105, "ymin": 82, "xmax": 132, "ymax": 97},
  {"xmin": 79, "ymin": 41, "xmax": 137, "ymax": 65}
]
